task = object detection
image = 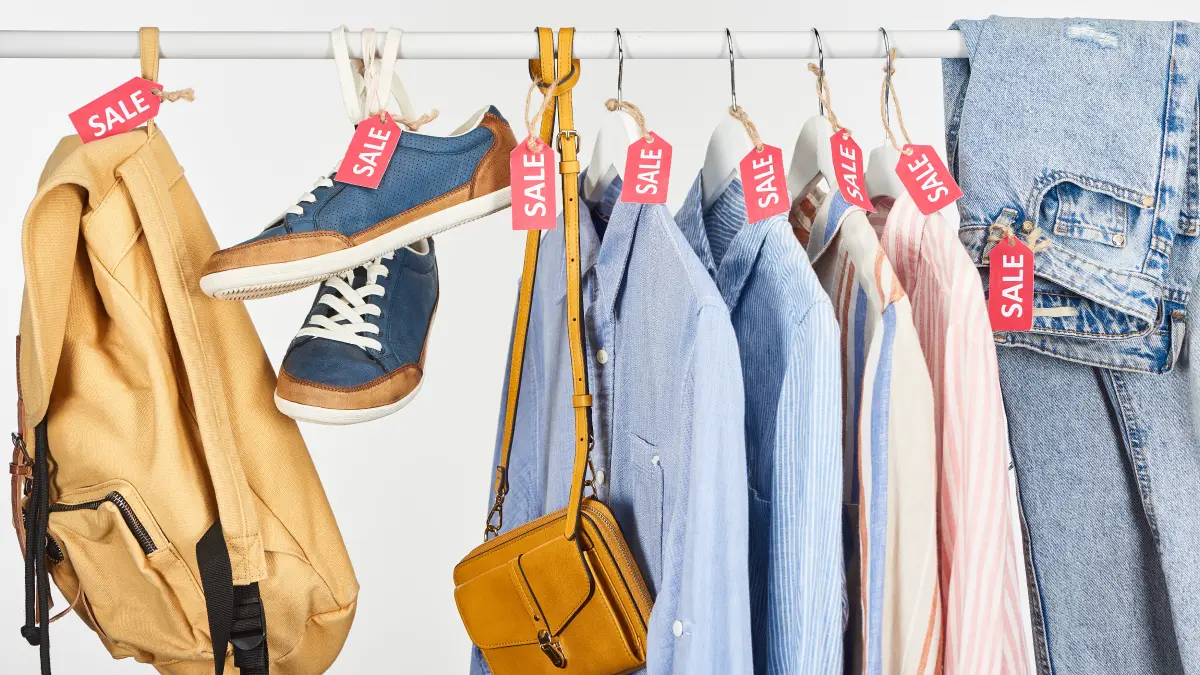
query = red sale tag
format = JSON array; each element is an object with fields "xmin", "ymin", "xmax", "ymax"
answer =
[
  {"xmin": 621, "ymin": 132, "xmax": 672, "ymax": 204},
  {"xmin": 69, "ymin": 77, "xmax": 162, "ymax": 144},
  {"xmin": 897, "ymin": 144, "xmax": 963, "ymax": 215},
  {"xmin": 830, "ymin": 131, "xmax": 874, "ymax": 212},
  {"xmin": 510, "ymin": 137, "xmax": 557, "ymax": 230},
  {"xmin": 988, "ymin": 238, "xmax": 1034, "ymax": 332},
  {"xmin": 738, "ymin": 144, "xmax": 790, "ymax": 223},
  {"xmin": 335, "ymin": 115, "xmax": 402, "ymax": 190}
]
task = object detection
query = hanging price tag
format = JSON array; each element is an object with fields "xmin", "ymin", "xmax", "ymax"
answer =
[
  {"xmin": 69, "ymin": 77, "xmax": 162, "ymax": 144},
  {"xmin": 621, "ymin": 132, "xmax": 672, "ymax": 204},
  {"xmin": 336, "ymin": 115, "xmax": 402, "ymax": 190},
  {"xmin": 896, "ymin": 144, "xmax": 963, "ymax": 215},
  {"xmin": 738, "ymin": 144, "xmax": 790, "ymax": 223},
  {"xmin": 510, "ymin": 137, "xmax": 557, "ymax": 230},
  {"xmin": 831, "ymin": 131, "xmax": 874, "ymax": 212},
  {"xmin": 988, "ymin": 238, "xmax": 1034, "ymax": 332}
]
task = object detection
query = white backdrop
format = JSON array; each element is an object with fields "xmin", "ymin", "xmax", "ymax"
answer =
[{"xmin": 1, "ymin": 1, "xmax": 1195, "ymax": 673}]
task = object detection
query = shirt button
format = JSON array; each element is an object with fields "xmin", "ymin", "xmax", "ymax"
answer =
[
  {"xmin": 652, "ymin": 455, "xmax": 661, "ymax": 466},
  {"xmin": 596, "ymin": 349, "xmax": 610, "ymax": 365},
  {"xmin": 595, "ymin": 469, "xmax": 606, "ymax": 486},
  {"xmin": 672, "ymin": 620, "xmax": 684, "ymax": 637},
  {"xmin": 1112, "ymin": 233, "xmax": 1126, "ymax": 246}
]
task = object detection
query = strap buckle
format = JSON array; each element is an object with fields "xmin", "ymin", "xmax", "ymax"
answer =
[
  {"xmin": 557, "ymin": 130, "xmax": 580, "ymax": 154},
  {"xmin": 230, "ymin": 594, "xmax": 266, "ymax": 652}
]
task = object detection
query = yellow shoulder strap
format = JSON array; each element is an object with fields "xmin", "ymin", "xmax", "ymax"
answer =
[{"xmin": 488, "ymin": 28, "xmax": 590, "ymax": 542}]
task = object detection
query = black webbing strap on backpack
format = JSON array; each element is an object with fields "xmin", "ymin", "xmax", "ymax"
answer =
[
  {"xmin": 197, "ymin": 521, "xmax": 269, "ymax": 674},
  {"xmin": 19, "ymin": 420, "xmax": 53, "ymax": 674}
]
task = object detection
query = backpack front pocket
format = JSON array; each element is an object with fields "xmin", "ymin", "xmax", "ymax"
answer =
[{"xmin": 46, "ymin": 480, "xmax": 209, "ymax": 664}]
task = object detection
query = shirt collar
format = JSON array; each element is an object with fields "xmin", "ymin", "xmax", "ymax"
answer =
[
  {"xmin": 558, "ymin": 173, "xmax": 639, "ymax": 321},
  {"xmin": 789, "ymin": 186, "xmax": 857, "ymax": 264},
  {"xmin": 676, "ymin": 172, "xmax": 776, "ymax": 310}
]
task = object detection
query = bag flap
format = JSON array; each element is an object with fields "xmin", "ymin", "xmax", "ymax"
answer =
[
  {"xmin": 454, "ymin": 535, "xmax": 593, "ymax": 649},
  {"xmin": 19, "ymin": 131, "xmax": 151, "ymax": 428}
]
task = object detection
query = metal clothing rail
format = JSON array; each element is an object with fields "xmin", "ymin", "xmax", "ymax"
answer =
[{"xmin": 0, "ymin": 30, "xmax": 968, "ymax": 60}]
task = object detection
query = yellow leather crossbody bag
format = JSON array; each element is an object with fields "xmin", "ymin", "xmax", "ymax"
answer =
[{"xmin": 453, "ymin": 28, "xmax": 653, "ymax": 675}]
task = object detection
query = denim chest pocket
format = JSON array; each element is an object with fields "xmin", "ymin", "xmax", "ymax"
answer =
[{"xmin": 1049, "ymin": 180, "xmax": 1135, "ymax": 248}]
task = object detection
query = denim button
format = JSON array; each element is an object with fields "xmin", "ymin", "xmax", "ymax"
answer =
[
  {"xmin": 1021, "ymin": 220, "xmax": 1034, "ymax": 234},
  {"xmin": 672, "ymin": 620, "xmax": 683, "ymax": 637},
  {"xmin": 596, "ymin": 349, "xmax": 610, "ymax": 365},
  {"xmin": 1142, "ymin": 195, "xmax": 1154, "ymax": 207},
  {"xmin": 1112, "ymin": 233, "xmax": 1126, "ymax": 246}
]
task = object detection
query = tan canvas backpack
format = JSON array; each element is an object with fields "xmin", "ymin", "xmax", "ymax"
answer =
[{"xmin": 11, "ymin": 30, "xmax": 358, "ymax": 674}]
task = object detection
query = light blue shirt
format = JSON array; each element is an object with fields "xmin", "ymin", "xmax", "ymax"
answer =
[
  {"xmin": 675, "ymin": 174, "xmax": 845, "ymax": 675},
  {"xmin": 472, "ymin": 176, "xmax": 753, "ymax": 675}
]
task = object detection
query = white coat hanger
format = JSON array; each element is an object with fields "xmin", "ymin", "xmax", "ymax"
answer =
[
  {"xmin": 584, "ymin": 28, "xmax": 642, "ymax": 202},
  {"xmin": 786, "ymin": 28, "xmax": 839, "ymax": 201},
  {"xmin": 865, "ymin": 28, "xmax": 907, "ymax": 202},
  {"xmin": 701, "ymin": 29, "xmax": 756, "ymax": 209}
]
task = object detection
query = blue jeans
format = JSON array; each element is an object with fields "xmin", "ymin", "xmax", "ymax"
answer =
[{"xmin": 944, "ymin": 17, "xmax": 1200, "ymax": 675}]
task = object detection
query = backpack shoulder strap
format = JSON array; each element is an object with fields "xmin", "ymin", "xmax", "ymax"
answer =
[{"xmin": 116, "ymin": 138, "xmax": 266, "ymax": 584}]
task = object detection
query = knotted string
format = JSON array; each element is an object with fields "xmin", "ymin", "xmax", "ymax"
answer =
[
  {"xmin": 359, "ymin": 29, "xmax": 439, "ymax": 132},
  {"xmin": 523, "ymin": 76, "xmax": 564, "ymax": 151},
  {"xmin": 879, "ymin": 49, "xmax": 913, "ymax": 155},
  {"xmin": 149, "ymin": 87, "xmax": 194, "ymax": 103},
  {"xmin": 807, "ymin": 63, "xmax": 847, "ymax": 135},
  {"xmin": 728, "ymin": 105, "xmax": 764, "ymax": 151},
  {"xmin": 986, "ymin": 221, "xmax": 1053, "ymax": 255},
  {"xmin": 603, "ymin": 99, "xmax": 651, "ymax": 140}
]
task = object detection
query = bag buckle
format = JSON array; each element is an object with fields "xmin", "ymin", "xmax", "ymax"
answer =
[
  {"xmin": 537, "ymin": 629, "xmax": 567, "ymax": 668},
  {"xmin": 230, "ymin": 594, "xmax": 266, "ymax": 652}
]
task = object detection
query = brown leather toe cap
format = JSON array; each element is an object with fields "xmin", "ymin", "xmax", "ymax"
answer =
[{"xmin": 203, "ymin": 231, "xmax": 353, "ymax": 276}]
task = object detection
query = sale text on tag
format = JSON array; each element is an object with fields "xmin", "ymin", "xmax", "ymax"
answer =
[
  {"xmin": 988, "ymin": 238, "xmax": 1034, "ymax": 332},
  {"xmin": 336, "ymin": 115, "xmax": 402, "ymax": 190},
  {"xmin": 69, "ymin": 77, "xmax": 162, "ymax": 143},
  {"xmin": 897, "ymin": 144, "xmax": 963, "ymax": 215},
  {"xmin": 511, "ymin": 137, "xmax": 557, "ymax": 230},
  {"xmin": 831, "ymin": 131, "xmax": 874, "ymax": 212},
  {"xmin": 739, "ymin": 144, "xmax": 790, "ymax": 223},
  {"xmin": 621, "ymin": 132, "xmax": 672, "ymax": 204}
]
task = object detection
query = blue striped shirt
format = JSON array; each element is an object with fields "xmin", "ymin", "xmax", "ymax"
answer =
[
  {"xmin": 675, "ymin": 174, "xmax": 845, "ymax": 675},
  {"xmin": 472, "ymin": 175, "xmax": 754, "ymax": 675}
]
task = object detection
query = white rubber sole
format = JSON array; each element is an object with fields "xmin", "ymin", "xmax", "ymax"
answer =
[
  {"xmin": 274, "ymin": 378, "xmax": 425, "ymax": 426},
  {"xmin": 201, "ymin": 187, "xmax": 511, "ymax": 301}
]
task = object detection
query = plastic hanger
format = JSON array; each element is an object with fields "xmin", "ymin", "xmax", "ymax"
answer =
[
  {"xmin": 584, "ymin": 29, "xmax": 642, "ymax": 202},
  {"xmin": 865, "ymin": 28, "xmax": 907, "ymax": 202},
  {"xmin": 786, "ymin": 28, "xmax": 839, "ymax": 200},
  {"xmin": 701, "ymin": 29, "xmax": 756, "ymax": 209}
]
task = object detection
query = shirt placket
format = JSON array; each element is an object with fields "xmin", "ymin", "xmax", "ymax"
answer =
[{"xmin": 582, "ymin": 268, "xmax": 615, "ymax": 502}]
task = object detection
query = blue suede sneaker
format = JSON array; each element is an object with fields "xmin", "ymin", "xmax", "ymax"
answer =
[
  {"xmin": 273, "ymin": 238, "xmax": 438, "ymax": 424},
  {"xmin": 201, "ymin": 106, "xmax": 515, "ymax": 300}
]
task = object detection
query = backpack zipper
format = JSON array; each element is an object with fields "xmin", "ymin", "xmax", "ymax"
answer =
[{"xmin": 48, "ymin": 492, "xmax": 157, "ymax": 555}]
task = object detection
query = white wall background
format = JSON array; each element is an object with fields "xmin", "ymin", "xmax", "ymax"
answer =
[{"xmin": 0, "ymin": 1, "xmax": 1195, "ymax": 673}]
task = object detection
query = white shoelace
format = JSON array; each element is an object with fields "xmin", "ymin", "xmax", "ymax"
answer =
[
  {"xmin": 297, "ymin": 253, "xmax": 394, "ymax": 351},
  {"xmin": 286, "ymin": 174, "xmax": 337, "ymax": 216}
]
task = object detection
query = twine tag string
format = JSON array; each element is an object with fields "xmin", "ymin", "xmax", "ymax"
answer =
[
  {"xmin": 149, "ymin": 87, "xmax": 194, "ymax": 103},
  {"xmin": 807, "ymin": 63, "xmax": 848, "ymax": 136},
  {"xmin": 728, "ymin": 105, "xmax": 764, "ymax": 152},
  {"xmin": 358, "ymin": 31, "xmax": 439, "ymax": 132},
  {"xmin": 523, "ymin": 76, "xmax": 564, "ymax": 151},
  {"xmin": 985, "ymin": 221, "xmax": 1053, "ymax": 256},
  {"xmin": 879, "ymin": 48, "xmax": 913, "ymax": 154},
  {"xmin": 603, "ymin": 98, "xmax": 651, "ymax": 141}
]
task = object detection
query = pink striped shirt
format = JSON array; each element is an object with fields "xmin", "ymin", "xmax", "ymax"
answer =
[{"xmin": 872, "ymin": 193, "xmax": 1033, "ymax": 675}]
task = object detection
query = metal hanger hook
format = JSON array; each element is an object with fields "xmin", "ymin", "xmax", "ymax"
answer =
[
  {"xmin": 615, "ymin": 28, "xmax": 625, "ymax": 105},
  {"xmin": 726, "ymin": 28, "xmax": 737, "ymax": 109},
  {"xmin": 812, "ymin": 28, "xmax": 826, "ymax": 116},
  {"xmin": 880, "ymin": 27, "xmax": 893, "ymax": 132}
]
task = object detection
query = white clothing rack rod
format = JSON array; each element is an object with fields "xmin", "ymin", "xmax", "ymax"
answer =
[{"xmin": 0, "ymin": 30, "xmax": 967, "ymax": 60}]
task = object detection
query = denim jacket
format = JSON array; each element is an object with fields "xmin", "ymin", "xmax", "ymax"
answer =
[{"xmin": 943, "ymin": 17, "xmax": 1200, "ymax": 374}]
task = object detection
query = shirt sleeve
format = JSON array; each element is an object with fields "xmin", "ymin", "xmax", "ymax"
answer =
[
  {"xmin": 648, "ymin": 301, "xmax": 754, "ymax": 675},
  {"xmin": 770, "ymin": 301, "xmax": 845, "ymax": 673}
]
